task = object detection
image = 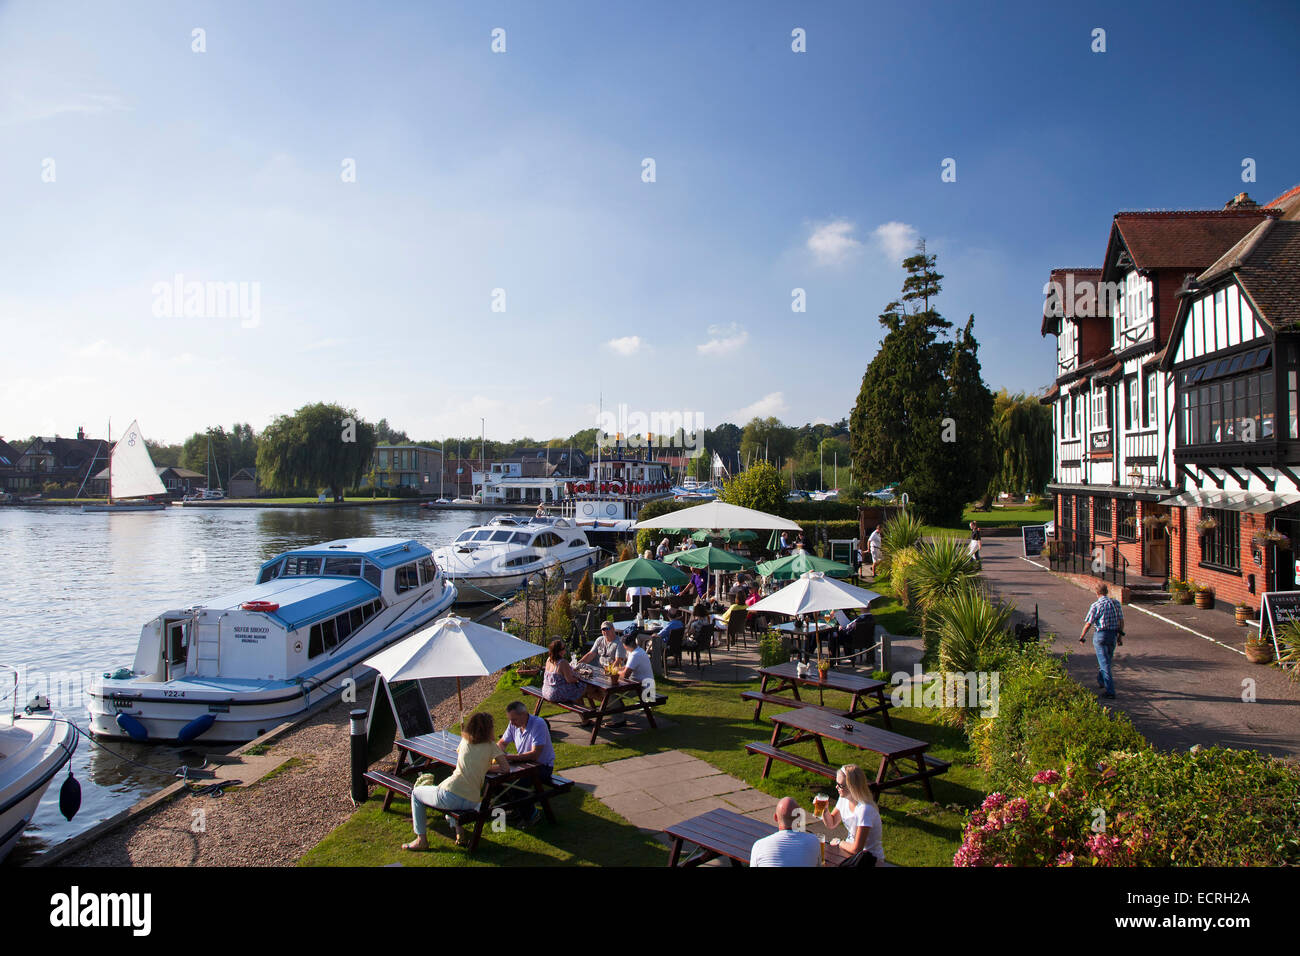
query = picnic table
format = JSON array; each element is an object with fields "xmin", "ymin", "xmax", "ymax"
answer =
[
  {"xmin": 363, "ymin": 730, "xmax": 573, "ymax": 853},
  {"xmin": 744, "ymin": 661, "xmax": 893, "ymax": 728},
  {"xmin": 745, "ymin": 706, "xmax": 949, "ymax": 802},
  {"xmin": 663, "ymin": 807, "xmax": 851, "ymax": 867},
  {"xmin": 524, "ymin": 664, "xmax": 667, "ymax": 745}
]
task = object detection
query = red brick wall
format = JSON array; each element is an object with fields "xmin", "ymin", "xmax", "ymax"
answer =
[{"xmin": 1170, "ymin": 507, "xmax": 1271, "ymax": 613}]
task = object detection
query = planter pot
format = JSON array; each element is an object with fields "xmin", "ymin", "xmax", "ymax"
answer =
[
  {"xmin": 1194, "ymin": 592, "xmax": 1214, "ymax": 609},
  {"xmin": 1245, "ymin": 642, "xmax": 1275, "ymax": 664},
  {"xmin": 816, "ymin": 667, "xmax": 830, "ymax": 681},
  {"xmin": 1235, "ymin": 608, "xmax": 1252, "ymax": 626},
  {"xmin": 1172, "ymin": 590, "xmax": 1193, "ymax": 605}
]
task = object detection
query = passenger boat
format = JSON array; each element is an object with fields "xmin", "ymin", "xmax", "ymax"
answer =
[
  {"xmin": 0, "ymin": 671, "xmax": 78, "ymax": 862},
  {"xmin": 88, "ymin": 538, "xmax": 456, "ymax": 743},
  {"xmin": 433, "ymin": 514, "xmax": 602, "ymax": 603},
  {"xmin": 559, "ymin": 455, "xmax": 674, "ymax": 546}
]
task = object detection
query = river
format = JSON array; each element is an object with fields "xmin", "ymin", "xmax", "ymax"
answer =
[{"xmin": 0, "ymin": 503, "xmax": 503, "ymax": 862}]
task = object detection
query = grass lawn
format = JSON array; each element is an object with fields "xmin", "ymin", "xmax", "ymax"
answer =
[
  {"xmin": 921, "ymin": 504, "xmax": 1053, "ymax": 536},
  {"xmin": 303, "ymin": 588, "xmax": 986, "ymax": 868}
]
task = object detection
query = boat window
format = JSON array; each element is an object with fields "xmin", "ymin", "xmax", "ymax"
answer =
[
  {"xmin": 321, "ymin": 618, "xmax": 338, "ymax": 651},
  {"xmin": 570, "ymin": 539, "xmax": 586, "ymax": 548},
  {"xmin": 533, "ymin": 532, "xmax": 561, "ymax": 548},
  {"xmin": 471, "ymin": 530, "xmax": 492, "ymax": 541},
  {"xmin": 371, "ymin": 600, "xmax": 384, "ymax": 618},
  {"xmin": 282, "ymin": 556, "xmax": 323, "ymax": 576},
  {"xmin": 511, "ymin": 532, "xmax": 530, "ymax": 544},
  {"xmin": 455, "ymin": 532, "xmax": 474, "ymax": 543},
  {"xmin": 336, "ymin": 611, "xmax": 354, "ymax": 642},
  {"xmin": 323, "ymin": 556, "xmax": 362, "ymax": 577},
  {"xmin": 349, "ymin": 607, "xmax": 365, "ymax": 632},
  {"xmin": 362, "ymin": 562, "xmax": 382, "ymax": 588},
  {"xmin": 490, "ymin": 530, "xmax": 513, "ymax": 542},
  {"xmin": 396, "ymin": 563, "xmax": 420, "ymax": 593},
  {"xmin": 258, "ymin": 560, "xmax": 283, "ymax": 584},
  {"xmin": 309, "ymin": 623, "xmax": 324, "ymax": 658},
  {"xmin": 418, "ymin": 557, "xmax": 438, "ymax": 584}
]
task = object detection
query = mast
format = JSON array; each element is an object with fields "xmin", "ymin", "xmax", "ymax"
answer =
[{"xmin": 107, "ymin": 419, "xmax": 113, "ymax": 505}]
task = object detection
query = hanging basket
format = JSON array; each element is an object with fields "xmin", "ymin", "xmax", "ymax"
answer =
[{"xmin": 1196, "ymin": 517, "xmax": 1218, "ymax": 533}]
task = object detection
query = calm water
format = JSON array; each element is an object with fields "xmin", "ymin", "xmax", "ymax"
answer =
[{"xmin": 0, "ymin": 503, "xmax": 500, "ymax": 861}]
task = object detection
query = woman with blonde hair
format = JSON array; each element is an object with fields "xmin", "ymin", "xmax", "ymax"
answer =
[
  {"xmin": 403, "ymin": 710, "xmax": 509, "ymax": 851},
  {"xmin": 818, "ymin": 764, "xmax": 884, "ymax": 866}
]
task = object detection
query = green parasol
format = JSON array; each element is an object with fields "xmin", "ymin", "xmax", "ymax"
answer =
[
  {"xmin": 756, "ymin": 548, "xmax": 853, "ymax": 580},
  {"xmin": 663, "ymin": 545, "xmax": 757, "ymax": 572},
  {"xmin": 691, "ymin": 528, "xmax": 758, "ymax": 543},
  {"xmin": 592, "ymin": 557, "xmax": 690, "ymax": 588}
]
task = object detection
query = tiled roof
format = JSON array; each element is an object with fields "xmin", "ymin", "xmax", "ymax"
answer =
[
  {"xmin": 1266, "ymin": 182, "xmax": 1300, "ymax": 220},
  {"xmin": 1041, "ymin": 267, "xmax": 1104, "ymax": 335},
  {"xmin": 1095, "ymin": 361, "xmax": 1125, "ymax": 384},
  {"xmin": 1107, "ymin": 210, "xmax": 1275, "ymax": 274},
  {"xmin": 1198, "ymin": 219, "xmax": 1300, "ymax": 330}
]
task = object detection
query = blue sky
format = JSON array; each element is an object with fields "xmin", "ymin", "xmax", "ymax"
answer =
[{"xmin": 3, "ymin": 0, "xmax": 1299, "ymax": 445}]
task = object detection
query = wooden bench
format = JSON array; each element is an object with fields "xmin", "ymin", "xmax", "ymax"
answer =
[
  {"xmin": 740, "ymin": 691, "xmax": 853, "ymax": 722},
  {"xmin": 365, "ymin": 765, "xmax": 574, "ymax": 853},
  {"xmin": 744, "ymin": 742, "xmax": 838, "ymax": 781},
  {"xmin": 523, "ymin": 683, "xmax": 668, "ymax": 744}
]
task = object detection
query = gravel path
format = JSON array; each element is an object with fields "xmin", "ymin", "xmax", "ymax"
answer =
[{"xmin": 60, "ymin": 673, "xmax": 499, "ymax": 867}]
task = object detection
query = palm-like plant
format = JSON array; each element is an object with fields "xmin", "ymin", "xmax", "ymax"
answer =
[
  {"xmin": 881, "ymin": 511, "xmax": 925, "ymax": 556},
  {"xmin": 932, "ymin": 586, "xmax": 1014, "ymax": 726},
  {"xmin": 1280, "ymin": 621, "xmax": 1300, "ymax": 677},
  {"xmin": 909, "ymin": 536, "xmax": 982, "ymax": 653}
]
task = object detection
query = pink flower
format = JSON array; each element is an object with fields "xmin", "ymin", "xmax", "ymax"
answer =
[
  {"xmin": 1033, "ymin": 769, "xmax": 1062, "ymax": 786},
  {"xmin": 1055, "ymin": 851, "xmax": 1075, "ymax": 866},
  {"xmin": 982, "ymin": 792, "xmax": 1008, "ymax": 811}
]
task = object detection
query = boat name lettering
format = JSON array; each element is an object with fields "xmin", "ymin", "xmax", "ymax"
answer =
[
  {"xmin": 163, "ymin": 690, "xmax": 185, "ymax": 698},
  {"xmin": 233, "ymin": 625, "xmax": 269, "ymax": 644}
]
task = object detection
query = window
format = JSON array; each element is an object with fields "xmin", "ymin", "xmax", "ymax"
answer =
[
  {"xmin": 362, "ymin": 562, "xmax": 382, "ymax": 588},
  {"xmin": 395, "ymin": 563, "xmax": 420, "ymax": 593},
  {"xmin": 1061, "ymin": 495, "xmax": 1072, "ymax": 531},
  {"xmin": 418, "ymin": 557, "xmax": 437, "ymax": 584},
  {"xmin": 1126, "ymin": 377, "xmax": 1138, "ymax": 430},
  {"xmin": 1095, "ymin": 497, "xmax": 1112, "ymax": 537},
  {"xmin": 258, "ymin": 560, "xmax": 284, "ymax": 584},
  {"xmin": 323, "ymin": 557, "xmax": 362, "ymax": 577},
  {"xmin": 1199, "ymin": 508, "xmax": 1240, "ymax": 571},
  {"xmin": 1074, "ymin": 395, "xmax": 1083, "ymax": 438},
  {"xmin": 1145, "ymin": 370, "xmax": 1157, "ymax": 428},
  {"xmin": 1179, "ymin": 359, "xmax": 1274, "ymax": 446},
  {"xmin": 320, "ymin": 618, "xmax": 338, "ymax": 652},
  {"xmin": 1092, "ymin": 388, "xmax": 1108, "ymax": 430},
  {"xmin": 1115, "ymin": 500, "xmax": 1136, "ymax": 542},
  {"xmin": 281, "ymin": 556, "xmax": 322, "ymax": 576}
]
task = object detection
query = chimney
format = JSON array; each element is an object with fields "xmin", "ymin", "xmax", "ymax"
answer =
[
  {"xmin": 77, "ymin": 426, "xmax": 85, "ymax": 440},
  {"xmin": 1225, "ymin": 192, "xmax": 1258, "ymax": 209}
]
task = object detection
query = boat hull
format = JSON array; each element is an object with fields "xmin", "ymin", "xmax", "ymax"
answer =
[
  {"xmin": 87, "ymin": 585, "xmax": 457, "ymax": 744},
  {"xmin": 0, "ymin": 714, "xmax": 77, "ymax": 862},
  {"xmin": 445, "ymin": 550, "xmax": 601, "ymax": 603},
  {"xmin": 81, "ymin": 503, "xmax": 166, "ymax": 512}
]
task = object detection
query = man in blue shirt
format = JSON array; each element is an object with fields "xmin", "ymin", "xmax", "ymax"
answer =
[
  {"xmin": 1079, "ymin": 582, "xmax": 1124, "ymax": 699},
  {"xmin": 499, "ymin": 700, "xmax": 555, "ymax": 825}
]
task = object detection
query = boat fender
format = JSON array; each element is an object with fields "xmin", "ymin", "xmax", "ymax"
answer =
[
  {"xmin": 177, "ymin": 713, "xmax": 216, "ymax": 743},
  {"xmin": 116, "ymin": 712, "xmax": 149, "ymax": 742},
  {"xmin": 60, "ymin": 772, "xmax": 82, "ymax": 821}
]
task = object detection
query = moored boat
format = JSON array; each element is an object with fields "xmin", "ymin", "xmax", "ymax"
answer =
[
  {"xmin": 0, "ymin": 671, "xmax": 78, "ymax": 862},
  {"xmin": 88, "ymin": 537, "xmax": 456, "ymax": 743},
  {"xmin": 433, "ymin": 514, "xmax": 602, "ymax": 603},
  {"xmin": 81, "ymin": 420, "xmax": 168, "ymax": 512}
]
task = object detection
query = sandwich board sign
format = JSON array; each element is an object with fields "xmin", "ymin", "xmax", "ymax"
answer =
[
  {"xmin": 1259, "ymin": 591, "xmax": 1300, "ymax": 665},
  {"xmin": 1021, "ymin": 524, "xmax": 1047, "ymax": 557},
  {"xmin": 365, "ymin": 676, "xmax": 434, "ymax": 765}
]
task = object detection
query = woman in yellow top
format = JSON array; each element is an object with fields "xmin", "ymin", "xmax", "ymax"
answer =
[{"xmin": 403, "ymin": 711, "xmax": 510, "ymax": 850}]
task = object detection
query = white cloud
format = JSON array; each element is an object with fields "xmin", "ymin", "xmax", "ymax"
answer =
[
  {"xmin": 873, "ymin": 221, "xmax": 919, "ymax": 264},
  {"xmin": 606, "ymin": 335, "xmax": 643, "ymax": 356},
  {"xmin": 697, "ymin": 323, "xmax": 748, "ymax": 356},
  {"xmin": 807, "ymin": 219, "xmax": 862, "ymax": 265},
  {"xmin": 733, "ymin": 391, "xmax": 788, "ymax": 421}
]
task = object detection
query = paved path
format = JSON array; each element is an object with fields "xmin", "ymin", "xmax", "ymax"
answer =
[{"xmin": 979, "ymin": 537, "xmax": 1300, "ymax": 759}]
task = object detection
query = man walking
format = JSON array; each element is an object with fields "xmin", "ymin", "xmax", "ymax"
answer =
[
  {"xmin": 867, "ymin": 524, "xmax": 883, "ymax": 577},
  {"xmin": 1079, "ymin": 582, "xmax": 1123, "ymax": 699}
]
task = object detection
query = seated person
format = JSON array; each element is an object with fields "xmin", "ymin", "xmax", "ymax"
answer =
[
  {"xmin": 498, "ymin": 700, "xmax": 557, "ymax": 825},
  {"xmin": 581, "ymin": 621, "xmax": 628, "ymax": 667},
  {"xmin": 541, "ymin": 639, "xmax": 595, "ymax": 708},
  {"xmin": 657, "ymin": 607, "xmax": 685, "ymax": 646},
  {"xmin": 619, "ymin": 633, "xmax": 655, "ymax": 688},
  {"xmin": 404, "ymin": 711, "xmax": 510, "ymax": 850},
  {"xmin": 683, "ymin": 604, "xmax": 715, "ymax": 652},
  {"xmin": 750, "ymin": 797, "xmax": 822, "ymax": 867},
  {"xmin": 720, "ymin": 597, "xmax": 747, "ymax": 627},
  {"xmin": 819, "ymin": 764, "xmax": 884, "ymax": 866}
]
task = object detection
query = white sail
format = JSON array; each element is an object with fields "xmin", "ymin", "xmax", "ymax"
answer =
[{"xmin": 111, "ymin": 420, "xmax": 167, "ymax": 500}]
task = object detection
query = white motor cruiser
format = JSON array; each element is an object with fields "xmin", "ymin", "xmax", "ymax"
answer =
[
  {"xmin": 433, "ymin": 514, "xmax": 602, "ymax": 603},
  {"xmin": 0, "ymin": 670, "xmax": 78, "ymax": 862},
  {"xmin": 88, "ymin": 538, "xmax": 457, "ymax": 744}
]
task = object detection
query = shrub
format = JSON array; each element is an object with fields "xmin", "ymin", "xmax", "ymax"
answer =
[
  {"xmin": 575, "ymin": 570, "xmax": 595, "ymax": 606},
  {"xmin": 908, "ymin": 537, "xmax": 982, "ymax": 658},
  {"xmin": 1278, "ymin": 620, "xmax": 1300, "ymax": 676},
  {"xmin": 882, "ymin": 511, "xmax": 925, "ymax": 556},
  {"xmin": 545, "ymin": 590, "xmax": 573, "ymax": 641},
  {"xmin": 968, "ymin": 647, "xmax": 1147, "ymax": 792},
  {"xmin": 955, "ymin": 749, "xmax": 1300, "ymax": 866},
  {"xmin": 932, "ymin": 587, "xmax": 1016, "ymax": 727},
  {"xmin": 759, "ymin": 633, "xmax": 786, "ymax": 668},
  {"xmin": 617, "ymin": 543, "xmax": 637, "ymax": 562},
  {"xmin": 886, "ymin": 546, "xmax": 921, "ymax": 608}
]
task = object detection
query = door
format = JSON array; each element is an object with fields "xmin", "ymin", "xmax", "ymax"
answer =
[
  {"xmin": 165, "ymin": 620, "xmax": 189, "ymax": 681},
  {"xmin": 1144, "ymin": 505, "xmax": 1169, "ymax": 578},
  {"xmin": 1272, "ymin": 513, "xmax": 1300, "ymax": 592},
  {"xmin": 1075, "ymin": 496, "xmax": 1091, "ymax": 556}
]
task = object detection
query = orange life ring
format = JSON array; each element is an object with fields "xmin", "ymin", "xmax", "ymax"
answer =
[{"xmin": 242, "ymin": 600, "xmax": 280, "ymax": 612}]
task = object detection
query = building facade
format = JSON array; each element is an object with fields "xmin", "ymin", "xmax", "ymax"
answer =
[{"xmin": 366, "ymin": 445, "xmax": 443, "ymax": 493}]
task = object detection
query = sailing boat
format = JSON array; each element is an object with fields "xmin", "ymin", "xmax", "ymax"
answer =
[{"xmin": 81, "ymin": 420, "xmax": 168, "ymax": 512}]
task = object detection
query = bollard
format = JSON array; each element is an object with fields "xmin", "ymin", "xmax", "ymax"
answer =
[{"xmin": 349, "ymin": 708, "xmax": 368, "ymax": 804}]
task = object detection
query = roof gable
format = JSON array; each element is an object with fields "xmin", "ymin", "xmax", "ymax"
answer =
[{"xmin": 1102, "ymin": 210, "xmax": 1275, "ymax": 282}]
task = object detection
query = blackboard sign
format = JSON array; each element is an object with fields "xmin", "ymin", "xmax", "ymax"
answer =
[
  {"xmin": 365, "ymin": 677, "xmax": 434, "ymax": 765},
  {"xmin": 1260, "ymin": 591, "xmax": 1300, "ymax": 663},
  {"xmin": 1021, "ymin": 524, "xmax": 1047, "ymax": 557},
  {"xmin": 829, "ymin": 539, "xmax": 855, "ymax": 565}
]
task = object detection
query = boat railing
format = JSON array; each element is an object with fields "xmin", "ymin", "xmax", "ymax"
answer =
[{"xmin": 0, "ymin": 663, "xmax": 19, "ymax": 719}]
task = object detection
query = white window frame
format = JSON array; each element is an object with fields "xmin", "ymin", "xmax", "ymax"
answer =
[
  {"xmin": 1145, "ymin": 371, "xmax": 1157, "ymax": 429},
  {"xmin": 1127, "ymin": 377, "xmax": 1139, "ymax": 431},
  {"xmin": 1092, "ymin": 387, "xmax": 1108, "ymax": 431}
]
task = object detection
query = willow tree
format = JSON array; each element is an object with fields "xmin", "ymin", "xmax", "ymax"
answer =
[
  {"xmin": 256, "ymin": 403, "xmax": 376, "ymax": 500},
  {"xmin": 987, "ymin": 389, "xmax": 1053, "ymax": 499}
]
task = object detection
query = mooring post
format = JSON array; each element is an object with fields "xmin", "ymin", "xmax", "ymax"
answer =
[{"xmin": 349, "ymin": 708, "xmax": 368, "ymax": 804}]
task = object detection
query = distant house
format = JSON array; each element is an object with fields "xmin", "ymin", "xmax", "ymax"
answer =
[
  {"xmin": 510, "ymin": 447, "xmax": 590, "ymax": 478},
  {"xmin": 92, "ymin": 465, "xmax": 206, "ymax": 499},
  {"xmin": 363, "ymin": 444, "xmax": 443, "ymax": 493},
  {"xmin": 229, "ymin": 467, "xmax": 260, "ymax": 498},
  {"xmin": 12, "ymin": 428, "xmax": 109, "ymax": 493},
  {"xmin": 0, "ymin": 438, "xmax": 21, "ymax": 492}
]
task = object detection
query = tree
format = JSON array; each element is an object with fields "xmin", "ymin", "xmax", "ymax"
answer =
[
  {"xmin": 718, "ymin": 461, "xmax": 787, "ymax": 515},
  {"xmin": 739, "ymin": 418, "xmax": 795, "ymax": 467},
  {"xmin": 375, "ymin": 418, "xmax": 409, "ymax": 445},
  {"xmin": 851, "ymin": 249, "xmax": 993, "ymax": 525},
  {"xmin": 228, "ymin": 423, "xmax": 258, "ymax": 472},
  {"xmin": 147, "ymin": 441, "xmax": 182, "ymax": 468},
  {"xmin": 987, "ymin": 389, "xmax": 1054, "ymax": 499},
  {"xmin": 256, "ymin": 403, "xmax": 376, "ymax": 500},
  {"xmin": 180, "ymin": 427, "xmax": 232, "ymax": 486}
]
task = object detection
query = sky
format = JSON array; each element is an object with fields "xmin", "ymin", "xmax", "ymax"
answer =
[{"xmin": 3, "ymin": 0, "xmax": 1299, "ymax": 446}]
